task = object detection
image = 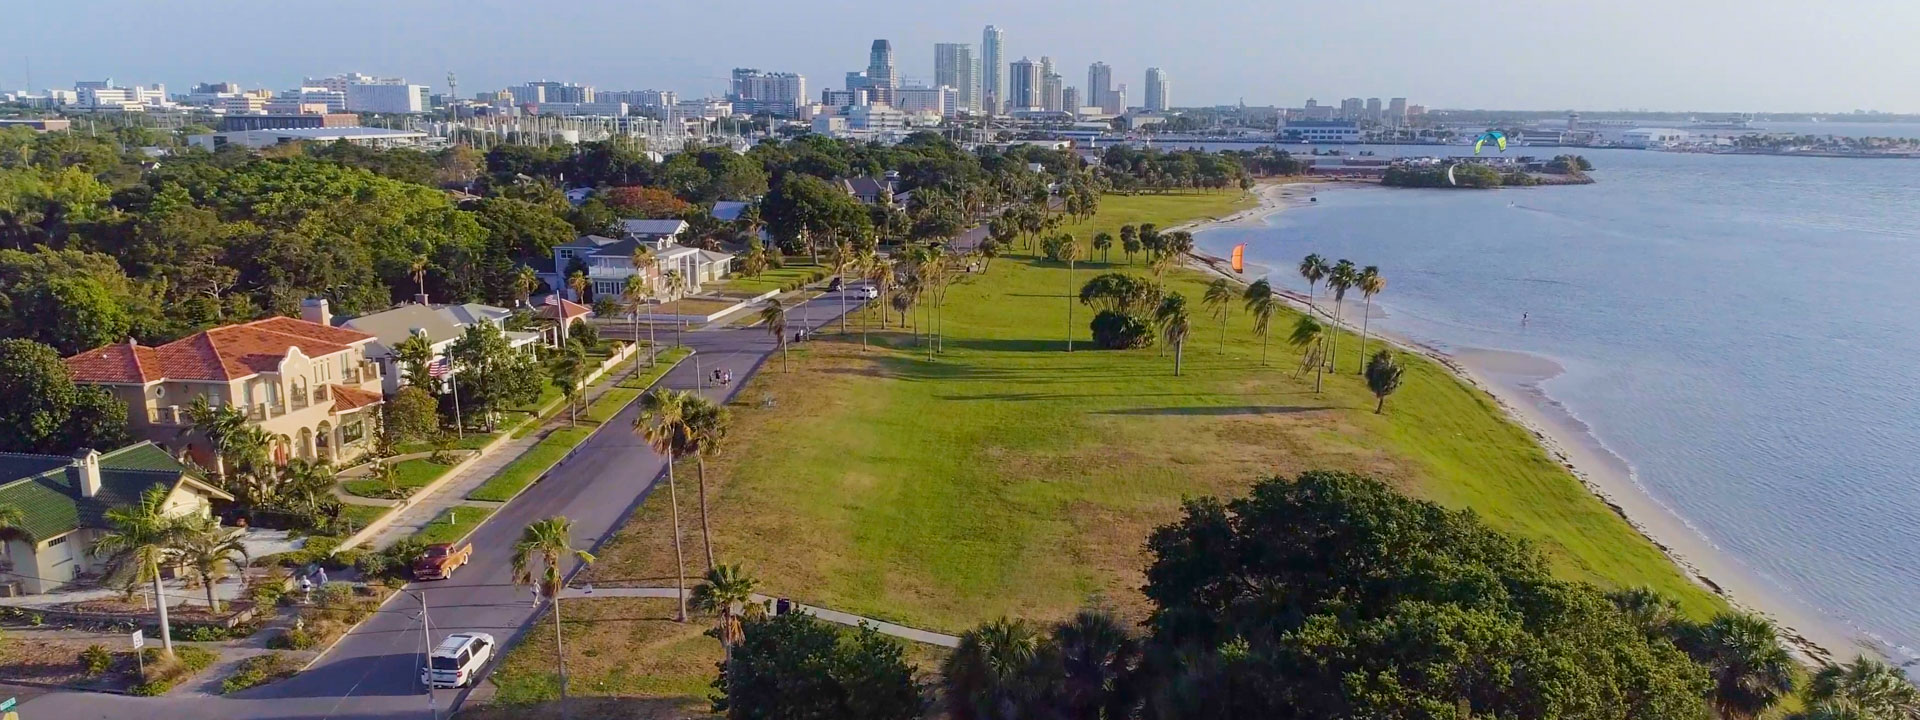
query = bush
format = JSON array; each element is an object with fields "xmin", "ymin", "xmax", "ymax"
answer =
[
  {"xmin": 81, "ymin": 644, "xmax": 112, "ymax": 676},
  {"xmin": 1090, "ymin": 310, "xmax": 1154, "ymax": 349},
  {"xmin": 268, "ymin": 626, "xmax": 316, "ymax": 651},
  {"xmin": 129, "ymin": 645, "xmax": 216, "ymax": 696},
  {"xmin": 221, "ymin": 652, "xmax": 301, "ymax": 694},
  {"xmin": 274, "ymin": 536, "xmax": 342, "ymax": 569},
  {"xmin": 355, "ymin": 538, "xmax": 425, "ymax": 581}
]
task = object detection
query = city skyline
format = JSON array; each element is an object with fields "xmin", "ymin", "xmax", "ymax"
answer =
[{"xmin": 8, "ymin": 0, "xmax": 1920, "ymax": 112}]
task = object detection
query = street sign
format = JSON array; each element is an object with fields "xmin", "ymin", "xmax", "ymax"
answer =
[
  {"xmin": 130, "ymin": 629, "xmax": 145, "ymax": 650},
  {"xmin": 0, "ymin": 696, "xmax": 16, "ymax": 710}
]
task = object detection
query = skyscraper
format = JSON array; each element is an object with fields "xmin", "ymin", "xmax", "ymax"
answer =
[
  {"xmin": 981, "ymin": 25, "xmax": 1005, "ymax": 114},
  {"xmin": 1039, "ymin": 56, "xmax": 1061, "ymax": 112},
  {"xmin": 1144, "ymin": 68, "xmax": 1170, "ymax": 112},
  {"xmin": 1062, "ymin": 87, "xmax": 1081, "ymax": 115},
  {"xmin": 1366, "ymin": 97, "xmax": 1383, "ymax": 121},
  {"xmin": 729, "ymin": 69, "xmax": 807, "ymax": 116},
  {"xmin": 1008, "ymin": 57, "xmax": 1040, "ymax": 111},
  {"xmin": 865, "ymin": 40, "xmax": 896, "ymax": 105},
  {"xmin": 1388, "ymin": 97, "xmax": 1408, "ymax": 125},
  {"xmin": 934, "ymin": 43, "xmax": 979, "ymax": 113},
  {"xmin": 1087, "ymin": 62, "xmax": 1113, "ymax": 113}
]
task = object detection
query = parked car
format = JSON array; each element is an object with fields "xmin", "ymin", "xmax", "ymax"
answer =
[
  {"xmin": 412, "ymin": 542, "xmax": 472, "ymax": 580},
  {"xmin": 828, "ymin": 277, "xmax": 844, "ymax": 291},
  {"xmin": 859, "ymin": 285, "xmax": 879, "ymax": 299},
  {"xmin": 421, "ymin": 632, "xmax": 495, "ymax": 688}
]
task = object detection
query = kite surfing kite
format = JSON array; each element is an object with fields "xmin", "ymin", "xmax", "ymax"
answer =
[
  {"xmin": 1231, "ymin": 243, "xmax": 1246, "ymax": 273},
  {"xmin": 1473, "ymin": 130, "xmax": 1507, "ymax": 154}
]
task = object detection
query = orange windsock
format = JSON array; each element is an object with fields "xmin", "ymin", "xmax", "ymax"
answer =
[{"xmin": 1230, "ymin": 243, "xmax": 1246, "ymax": 273}]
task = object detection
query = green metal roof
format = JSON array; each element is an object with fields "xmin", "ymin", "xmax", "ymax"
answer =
[{"xmin": 0, "ymin": 442, "xmax": 196, "ymax": 542}]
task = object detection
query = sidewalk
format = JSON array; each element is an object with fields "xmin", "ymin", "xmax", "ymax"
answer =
[
  {"xmin": 354, "ymin": 352, "xmax": 656, "ymax": 551},
  {"xmin": 559, "ymin": 586, "xmax": 959, "ymax": 648}
]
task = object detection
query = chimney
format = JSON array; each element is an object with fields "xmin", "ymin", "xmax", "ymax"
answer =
[
  {"xmin": 69, "ymin": 449, "xmax": 102, "ymax": 498},
  {"xmin": 300, "ymin": 297, "xmax": 332, "ymax": 326}
]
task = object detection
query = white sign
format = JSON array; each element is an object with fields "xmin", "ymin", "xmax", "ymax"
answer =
[{"xmin": 131, "ymin": 629, "xmax": 145, "ymax": 650}]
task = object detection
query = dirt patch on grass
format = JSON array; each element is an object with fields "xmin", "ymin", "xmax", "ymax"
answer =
[{"xmin": 482, "ymin": 598, "xmax": 719, "ymax": 714}]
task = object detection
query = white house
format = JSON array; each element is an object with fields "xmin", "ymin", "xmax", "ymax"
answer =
[
  {"xmin": 335, "ymin": 302, "xmax": 545, "ymax": 394},
  {"xmin": 552, "ymin": 219, "xmax": 733, "ymax": 300}
]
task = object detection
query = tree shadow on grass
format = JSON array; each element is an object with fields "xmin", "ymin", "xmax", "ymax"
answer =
[
  {"xmin": 1094, "ymin": 405, "xmax": 1325, "ymax": 417},
  {"xmin": 460, "ymin": 696, "xmax": 700, "ymax": 720},
  {"xmin": 938, "ymin": 337, "xmax": 1069, "ymax": 353}
]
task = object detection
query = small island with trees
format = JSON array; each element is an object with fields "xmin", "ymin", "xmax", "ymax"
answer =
[{"xmin": 1382, "ymin": 154, "xmax": 1596, "ymax": 188}]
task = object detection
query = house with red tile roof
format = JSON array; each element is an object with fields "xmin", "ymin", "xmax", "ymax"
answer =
[{"xmin": 64, "ymin": 307, "xmax": 388, "ymax": 468}]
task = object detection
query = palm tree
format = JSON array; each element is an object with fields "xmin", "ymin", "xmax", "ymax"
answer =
[
  {"xmin": 663, "ymin": 269, "xmax": 687, "ymax": 348},
  {"xmin": 636, "ymin": 388, "xmax": 692, "ymax": 621},
  {"xmin": 165, "ymin": 516, "xmax": 248, "ymax": 613},
  {"xmin": 513, "ymin": 265, "xmax": 540, "ymax": 309},
  {"xmin": 830, "ymin": 240, "xmax": 854, "ymax": 335},
  {"xmin": 1688, "ymin": 612, "xmax": 1797, "ymax": 720},
  {"xmin": 1203, "ymin": 278, "xmax": 1235, "ymax": 353},
  {"xmin": 1243, "ymin": 279, "xmax": 1278, "ymax": 366},
  {"xmin": 760, "ymin": 298, "xmax": 789, "ymax": 373},
  {"xmin": 1289, "ymin": 315, "xmax": 1326, "ymax": 393},
  {"xmin": 1297, "ymin": 253, "xmax": 1327, "ymax": 311},
  {"xmin": 1059, "ymin": 239, "xmax": 1083, "ymax": 352},
  {"xmin": 865, "ymin": 255, "xmax": 893, "ymax": 333},
  {"xmin": 1159, "ymin": 293, "xmax": 1191, "ymax": 376},
  {"xmin": 1809, "ymin": 657, "xmax": 1920, "ymax": 720},
  {"xmin": 1053, "ymin": 609, "xmax": 1140, "ymax": 720},
  {"xmin": 1355, "ymin": 265, "xmax": 1386, "ymax": 372},
  {"xmin": 627, "ymin": 246, "xmax": 656, "ymax": 371},
  {"xmin": 680, "ymin": 393, "xmax": 730, "ymax": 571},
  {"xmin": 278, "ymin": 459, "xmax": 334, "ymax": 514},
  {"xmin": 1365, "ymin": 350, "xmax": 1404, "ymax": 413},
  {"xmin": 93, "ymin": 486, "xmax": 191, "ymax": 656},
  {"xmin": 186, "ymin": 397, "xmax": 250, "ymax": 480},
  {"xmin": 944, "ymin": 617, "xmax": 1051, "ymax": 720},
  {"xmin": 566, "ymin": 270, "xmax": 589, "ymax": 309},
  {"xmin": 689, "ymin": 564, "xmax": 762, "ymax": 660},
  {"xmin": 1607, "ymin": 586, "xmax": 1684, "ymax": 639},
  {"xmin": 511, "ymin": 516, "xmax": 596, "ymax": 716},
  {"xmin": 1120, "ymin": 225, "xmax": 1141, "ymax": 264},
  {"xmin": 1091, "ymin": 232, "xmax": 1113, "ymax": 263},
  {"xmin": 0, "ymin": 504, "xmax": 24, "ymax": 535},
  {"xmin": 551, "ymin": 341, "xmax": 587, "ymax": 426},
  {"xmin": 410, "ymin": 254, "xmax": 430, "ymax": 297},
  {"xmin": 1325, "ymin": 259, "xmax": 1358, "ymax": 372}
]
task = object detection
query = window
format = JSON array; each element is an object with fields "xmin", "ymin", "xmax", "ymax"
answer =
[
  {"xmin": 342, "ymin": 420, "xmax": 365, "ymax": 444},
  {"xmin": 45, "ymin": 536, "xmax": 65, "ymax": 547}
]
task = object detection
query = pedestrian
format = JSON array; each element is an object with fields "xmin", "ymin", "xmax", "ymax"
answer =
[
  {"xmin": 299, "ymin": 575, "xmax": 313, "ymax": 604},
  {"xmin": 313, "ymin": 566, "xmax": 328, "ymax": 587}
]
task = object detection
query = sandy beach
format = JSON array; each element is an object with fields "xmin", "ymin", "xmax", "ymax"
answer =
[{"xmin": 1180, "ymin": 181, "xmax": 1866, "ymax": 663}]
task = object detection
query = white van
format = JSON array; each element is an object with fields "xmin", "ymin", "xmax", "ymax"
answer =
[{"xmin": 421, "ymin": 632, "xmax": 495, "ymax": 688}]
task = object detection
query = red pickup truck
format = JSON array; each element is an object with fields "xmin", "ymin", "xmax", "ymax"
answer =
[{"xmin": 413, "ymin": 542, "xmax": 472, "ymax": 580}]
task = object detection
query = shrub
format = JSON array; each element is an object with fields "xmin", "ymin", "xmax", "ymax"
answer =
[
  {"xmin": 1090, "ymin": 310, "xmax": 1154, "ymax": 349},
  {"xmin": 355, "ymin": 538, "xmax": 424, "ymax": 581},
  {"xmin": 221, "ymin": 652, "xmax": 301, "ymax": 694},
  {"xmin": 129, "ymin": 645, "xmax": 216, "ymax": 696},
  {"xmin": 268, "ymin": 626, "xmax": 316, "ymax": 651},
  {"xmin": 81, "ymin": 644, "xmax": 112, "ymax": 676}
]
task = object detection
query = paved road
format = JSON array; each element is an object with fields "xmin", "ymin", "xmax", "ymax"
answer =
[{"xmin": 23, "ymin": 288, "xmax": 867, "ymax": 720}]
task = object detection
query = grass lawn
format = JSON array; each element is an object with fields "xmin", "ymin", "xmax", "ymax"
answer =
[
  {"xmin": 336, "ymin": 503, "xmax": 394, "ymax": 533},
  {"xmin": 654, "ymin": 297, "xmax": 740, "ymax": 317},
  {"xmin": 410, "ymin": 506, "xmax": 497, "ymax": 546},
  {"xmin": 710, "ymin": 264, "xmax": 829, "ymax": 296},
  {"xmin": 340, "ymin": 458, "xmax": 457, "ymax": 499},
  {"xmin": 394, "ymin": 431, "xmax": 498, "ymax": 455},
  {"xmin": 616, "ymin": 347, "xmax": 693, "ymax": 389},
  {"xmin": 583, "ymin": 189, "xmax": 1725, "ymax": 639}
]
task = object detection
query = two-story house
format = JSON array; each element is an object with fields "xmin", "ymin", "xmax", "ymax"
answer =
[
  {"xmin": 552, "ymin": 218, "xmax": 733, "ymax": 302},
  {"xmin": 0, "ymin": 442, "xmax": 232, "ymax": 594},
  {"xmin": 64, "ymin": 314, "xmax": 388, "ymax": 468},
  {"xmin": 334, "ymin": 301, "xmax": 545, "ymax": 395}
]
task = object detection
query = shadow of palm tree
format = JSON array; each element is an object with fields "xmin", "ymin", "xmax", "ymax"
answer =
[{"xmin": 1094, "ymin": 405, "xmax": 1324, "ymax": 416}]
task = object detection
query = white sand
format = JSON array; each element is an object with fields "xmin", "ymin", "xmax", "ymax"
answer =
[{"xmin": 1180, "ymin": 182, "xmax": 1868, "ymax": 663}]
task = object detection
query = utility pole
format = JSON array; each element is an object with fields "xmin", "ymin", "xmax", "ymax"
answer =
[{"xmin": 419, "ymin": 591, "xmax": 439, "ymax": 720}]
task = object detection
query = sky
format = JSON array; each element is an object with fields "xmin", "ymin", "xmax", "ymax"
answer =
[{"xmin": 7, "ymin": 0, "xmax": 1918, "ymax": 113}]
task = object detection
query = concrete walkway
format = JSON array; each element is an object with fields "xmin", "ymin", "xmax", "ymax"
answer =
[{"xmin": 560, "ymin": 586, "xmax": 959, "ymax": 648}]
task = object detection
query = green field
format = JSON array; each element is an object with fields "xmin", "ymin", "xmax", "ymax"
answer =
[
  {"xmin": 335, "ymin": 503, "xmax": 393, "ymax": 534},
  {"xmin": 410, "ymin": 506, "xmax": 497, "ymax": 545},
  {"xmin": 581, "ymin": 190, "xmax": 1723, "ymax": 636},
  {"xmin": 340, "ymin": 458, "xmax": 456, "ymax": 499},
  {"xmin": 709, "ymin": 264, "xmax": 829, "ymax": 296}
]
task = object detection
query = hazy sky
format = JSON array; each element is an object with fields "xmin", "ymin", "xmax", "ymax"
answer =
[{"xmin": 9, "ymin": 0, "xmax": 1917, "ymax": 112}]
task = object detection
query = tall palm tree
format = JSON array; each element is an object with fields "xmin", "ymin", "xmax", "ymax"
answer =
[
  {"xmin": 410, "ymin": 254, "xmax": 430, "ymax": 297},
  {"xmin": 1297, "ymin": 253, "xmax": 1327, "ymax": 311},
  {"xmin": 1053, "ymin": 609, "xmax": 1140, "ymax": 720},
  {"xmin": 514, "ymin": 265, "xmax": 540, "ymax": 309},
  {"xmin": 663, "ymin": 269, "xmax": 687, "ymax": 348},
  {"xmin": 566, "ymin": 270, "xmax": 589, "ymax": 308},
  {"xmin": 279, "ymin": 459, "xmax": 334, "ymax": 514},
  {"xmin": 1203, "ymin": 278, "xmax": 1236, "ymax": 353},
  {"xmin": 627, "ymin": 246, "xmax": 656, "ymax": 371},
  {"xmin": 1243, "ymin": 279, "xmax": 1278, "ymax": 366},
  {"xmin": 1325, "ymin": 259, "xmax": 1358, "ymax": 372},
  {"xmin": 944, "ymin": 617, "xmax": 1051, "ymax": 720},
  {"xmin": 1355, "ymin": 265, "xmax": 1386, "ymax": 373},
  {"xmin": 93, "ymin": 486, "xmax": 191, "ymax": 656},
  {"xmin": 1687, "ymin": 612, "xmax": 1797, "ymax": 720},
  {"xmin": 1091, "ymin": 232, "xmax": 1113, "ymax": 263},
  {"xmin": 551, "ymin": 341, "xmax": 587, "ymax": 426},
  {"xmin": 1365, "ymin": 350, "xmax": 1404, "ymax": 413},
  {"xmin": 1809, "ymin": 657, "xmax": 1920, "ymax": 720},
  {"xmin": 165, "ymin": 516, "xmax": 249, "ymax": 613},
  {"xmin": 854, "ymin": 248, "xmax": 878, "ymax": 349},
  {"xmin": 760, "ymin": 298, "xmax": 789, "ymax": 373},
  {"xmin": 636, "ymin": 388, "xmax": 692, "ymax": 621},
  {"xmin": 511, "ymin": 516, "xmax": 596, "ymax": 717},
  {"xmin": 689, "ymin": 564, "xmax": 762, "ymax": 660},
  {"xmin": 1289, "ymin": 315, "xmax": 1326, "ymax": 393},
  {"xmin": 186, "ymin": 397, "xmax": 249, "ymax": 479},
  {"xmin": 680, "ymin": 393, "xmax": 730, "ymax": 571},
  {"xmin": 1119, "ymin": 225, "xmax": 1137, "ymax": 263},
  {"xmin": 1159, "ymin": 293, "xmax": 1191, "ymax": 376},
  {"xmin": 1059, "ymin": 239, "xmax": 1083, "ymax": 352},
  {"xmin": 865, "ymin": 255, "xmax": 893, "ymax": 333},
  {"xmin": 830, "ymin": 240, "xmax": 854, "ymax": 335}
]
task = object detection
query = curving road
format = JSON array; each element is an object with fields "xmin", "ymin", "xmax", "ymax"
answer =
[{"xmin": 21, "ymin": 287, "xmax": 863, "ymax": 720}]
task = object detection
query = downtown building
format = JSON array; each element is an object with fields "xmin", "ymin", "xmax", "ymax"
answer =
[
  {"xmin": 1087, "ymin": 62, "xmax": 1117, "ymax": 114},
  {"xmin": 845, "ymin": 39, "xmax": 897, "ymax": 106},
  {"xmin": 981, "ymin": 25, "xmax": 1005, "ymax": 114},
  {"xmin": 934, "ymin": 43, "xmax": 979, "ymax": 113},
  {"xmin": 1007, "ymin": 57, "xmax": 1041, "ymax": 111},
  {"xmin": 1144, "ymin": 68, "xmax": 1170, "ymax": 112},
  {"xmin": 729, "ymin": 68, "xmax": 807, "ymax": 116}
]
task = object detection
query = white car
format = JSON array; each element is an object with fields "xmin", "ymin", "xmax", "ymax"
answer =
[
  {"xmin": 858, "ymin": 285, "xmax": 879, "ymax": 299},
  {"xmin": 421, "ymin": 632, "xmax": 495, "ymax": 689}
]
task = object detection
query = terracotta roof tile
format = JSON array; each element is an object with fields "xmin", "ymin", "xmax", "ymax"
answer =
[
  {"xmin": 66, "ymin": 316, "xmax": 377, "ymax": 384},
  {"xmin": 64, "ymin": 341, "xmax": 161, "ymax": 384},
  {"xmin": 330, "ymin": 384, "xmax": 384, "ymax": 413},
  {"xmin": 537, "ymin": 298, "xmax": 594, "ymax": 321}
]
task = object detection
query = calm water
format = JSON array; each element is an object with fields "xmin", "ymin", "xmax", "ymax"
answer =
[{"xmin": 1197, "ymin": 149, "xmax": 1920, "ymax": 661}]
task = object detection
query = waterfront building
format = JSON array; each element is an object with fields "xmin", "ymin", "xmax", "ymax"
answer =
[
  {"xmin": 1283, "ymin": 120, "xmax": 1360, "ymax": 143},
  {"xmin": 1388, "ymin": 97, "xmax": 1408, "ymax": 124},
  {"xmin": 1340, "ymin": 97, "xmax": 1363, "ymax": 119},
  {"xmin": 934, "ymin": 43, "xmax": 979, "ymax": 113},
  {"xmin": 1366, "ymin": 97, "xmax": 1382, "ymax": 122},
  {"xmin": 1144, "ymin": 68, "xmax": 1169, "ymax": 112},
  {"xmin": 981, "ymin": 25, "xmax": 1005, "ymax": 114}
]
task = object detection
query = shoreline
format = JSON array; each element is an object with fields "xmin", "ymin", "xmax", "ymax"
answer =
[{"xmin": 1176, "ymin": 181, "xmax": 1863, "ymax": 664}]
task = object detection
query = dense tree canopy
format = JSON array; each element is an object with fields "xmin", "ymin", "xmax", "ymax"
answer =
[
  {"xmin": 714, "ymin": 612, "xmax": 922, "ymax": 720},
  {"xmin": 0, "ymin": 338, "xmax": 128, "ymax": 453}
]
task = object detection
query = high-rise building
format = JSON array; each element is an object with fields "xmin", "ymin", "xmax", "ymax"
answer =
[
  {"xmin": 896, "ymin": 85, "xmax": 956, "ymax": 118},
  {"xmin": 865, "ymin": 39, "xmax": 896, "ymax": 105},
  {"xmin": 1007, "ymin": 57, "xmax": 1040, "ymax": 111},
  {"xmin": 1038, "ymin": 57, "xmax": 1062, "ymax": 112},
  {"xmin": 522, "ymin": 81, "xmax": 593, "ymax": 104},
  {"xmin": 508, "ymin": 84, "xmax": 546, "ymax": 105},
  {"xmin": 934, "ymin": 43, "xmax": 979, "ymax": 113},
  {"xmin": 1387, "ymin": 97, "xmax": 1408, "ymax": 124},
  {"xmin": 303, "ymin": 73, "xmax": 402, "ymax": 94},
  {"xmin": 729, "ymin": 68, "xmax": 807, "ymax": 116},
  {"xmin": 1114, "ymin": 84, "xmax": 1128, "ymax": 112},
  {"xmin": 1340, "ymin": 97, "xmax": 1363, "ymax": 119},
  {"xmin": 1062, "ymin": 87, "xmax": 1081, "ymax": 115},
  {"xmin": 1087, "ymin": 62, "xmax": 1113, "ymax": 113},
  {"xmin": 981, "ymin": 25, "xmax": 1005, "ymax": 114},
  {"xmin": 1365, "ymin": 97, "xmax": 1382, "ymax": 121},
  {"xmin": 347, "ymin": 83, "xmax": 428, "ymax": 113},
  {"xmin": 1144, "ymin": 68, "xmax": 1170, "ymax": 112}
]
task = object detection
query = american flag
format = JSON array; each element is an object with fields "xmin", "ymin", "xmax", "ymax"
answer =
[
  {"xmin": 543, "ymin": 294, "xmax": 560, "ymax": 307},
  {"xmin": 428, "ymin": 358, "xmax": 451, "ymax": 379}
]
